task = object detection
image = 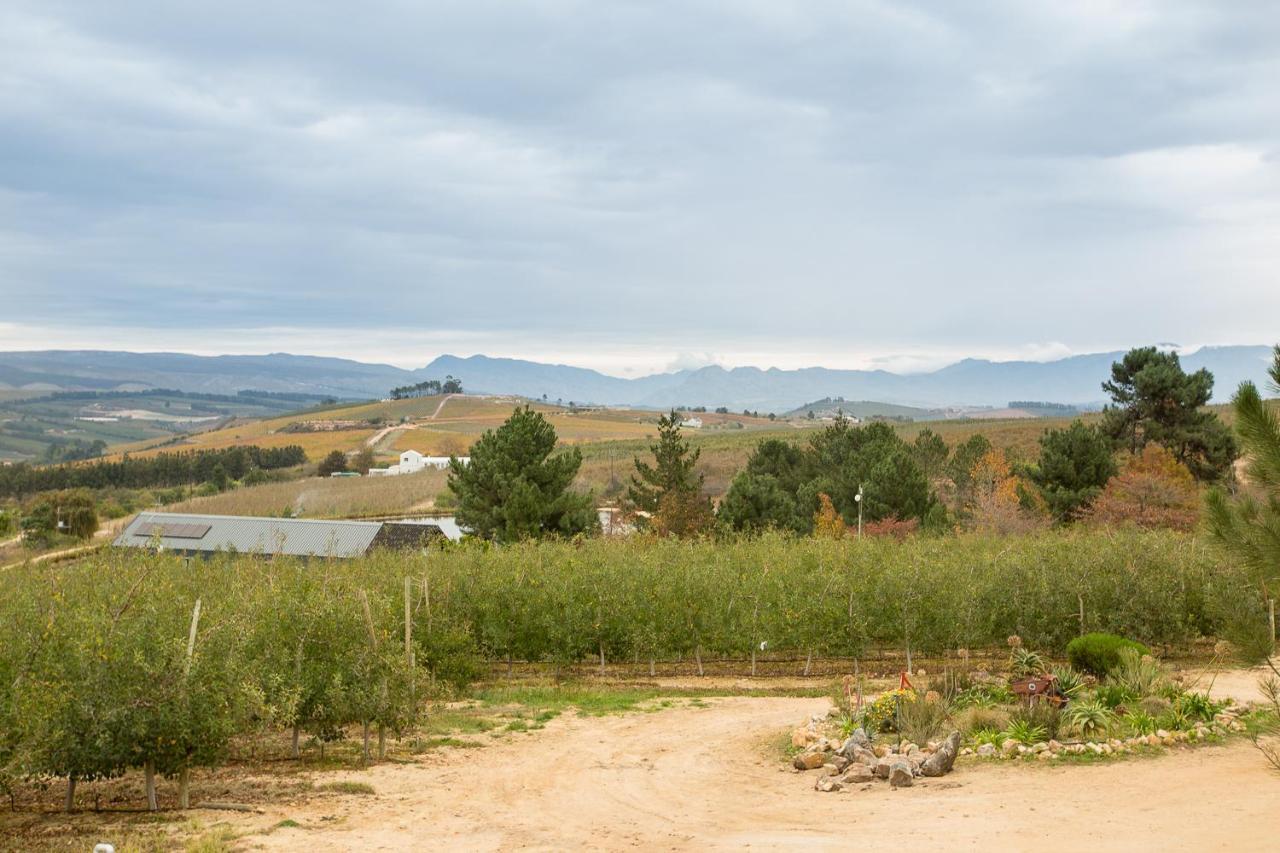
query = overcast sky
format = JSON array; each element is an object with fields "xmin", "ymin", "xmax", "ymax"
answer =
[{"xmin": 1, "ymin": 1, "xmax": 1277, "ymax": 376}]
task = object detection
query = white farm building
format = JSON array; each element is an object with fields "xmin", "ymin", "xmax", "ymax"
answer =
[{"xmin": 368, "ymin": 449, "xmax": 469, "ymax": 476}]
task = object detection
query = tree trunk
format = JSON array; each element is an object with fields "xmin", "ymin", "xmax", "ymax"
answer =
[
  {"xmin": 178, "ymin": 767, "xmax": 191, "ymax": 810},
  {"xmin": 905, "ymin": 640, "xmax": 913, "ymax": 676},
  {"xmin": 695, "ymin": 645, "xmax": 704, "ymax": 677},
  {"xmin": 1077, "ymin": 593, "xmax": 1086, "ymax": 635},
  {"xmin": 291, "ymin": 724, "xmax": 300, "ymax": 760},
  {"xmin": 750, "ymin": 645, "xmax": 757, "ymax": 677},
  {"xmin": 1271, "ymin": 597, "xmax": 1277, "ymax": 651},
  {"xmin": 599, "ymin": 643, "xmax": 606, "ymax": 675},
  {"xmin": 378, "ymin": 724, "xmax": 387, "ymax": 760},
  {"xmin": 506, "ymin": 652, "xmax": 514, "ymax": 679},
  {"xmin": 804, "ymin": 648, "xmax": 813, "ymax": 677},
  {"xmin": 65, "ymin": 775, "xmax": 76, "ymax": 813},
  {"xmin": 649, "ymin": 657, "xmax": 655, "ymax": 677},
  {"xmin": 144, "ymin": 761, "xmax": 158, "ymax": 811},
  {"xmin": 362, "ymin": 721, "xmax": 371, "ymax": 766}
]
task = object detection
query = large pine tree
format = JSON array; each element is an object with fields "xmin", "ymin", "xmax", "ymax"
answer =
[
  {"xmin": 628, "ymin": 410, "xmax": 707, "ymax": 531},
  {"xmin": 448, "ymin": 406, "xmax": 598, "ymax": 541}
]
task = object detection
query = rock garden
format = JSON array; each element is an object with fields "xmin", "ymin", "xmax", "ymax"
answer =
[{"xmin": 790, "ymin": 633, "xmax": 1256, "ymax": 793}]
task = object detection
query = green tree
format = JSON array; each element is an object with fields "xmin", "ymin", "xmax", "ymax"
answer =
[
  {"xmin": 448, "ymin": 406, "xmax": 598, "ymax": 541},
  {"xmin": 21, "ymin": 489, "xmax": 98, "ymax": 544},
  {"xmin": 1100, "ymin": 346, "xmax": 1237, "ymax": 480},
  {"xmin": 629, "ymin": 410, "xmax": 705, "ymax": 519},
  {"xmin": 351, "ymin": 446, "xmax": 376, "ymax": 474},
  {"xmin": 912, "ymin": 428, "xmax": 949, "ymax": 480},
  {"xmin": 719, "ymin": 419, "xmax": 936, "ymax": 533},
  {"xmin": 947, "ymin": 433, "xmax": 993, "ymax": 499},
  {"xmin": 1029, "ymin": 420, "xmax": 1118, "ymax": 522},
  {"xmin": 318, "ymin": 450, "xmax": 348, "ymax": 477},
  {"xmin": 1206, "ymin": 345, "xmax": 1280, "ymax": 644}
]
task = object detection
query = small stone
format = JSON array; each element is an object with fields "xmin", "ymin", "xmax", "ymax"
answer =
[
  {"xmin": 831, "ymin": 755, "xmax": 850, "ymax": 772},
  {"xmin": 815, "ymin": 775, "xmax": 843, "ymax": 793},
  {"xmin": 874, "ymin": 756, "xmax": 894, "ymax": 779},
  {"xmin": 1036, "ymin": 750, "xmax": 1053, "ymax": 761},
  {"xmin": 1031, "ymin": 742, "xmax": 1048, "ymax": 754},
  {"xmin": 1048, "ymin": 740, "xmax": 1063, "ymax": 752},
  {"xmin": 901, "ymin": 742, "xmax": 919, "ymax": 755},
  {"xmin": 888, "ymin": 759, "xmax": 914, "ymax": 788},
  {"xmin": 1001, "ymin": 739, "xmax": 1020, "ymax": 758},
  {"xmin": 1155, "ymin": 729, "xmax": 1171, "ymax": 739},
  {"xmin": 793, "ymin": 752, "xmax": 826, "ymax": 771},
  {"xmin": 791, "ymin": 729, "xmax": 810, "ymax": 749},
  {"xmin": 977, "ymin": 743, "xmax": 996, "ymax": 757},
  {"xmin": 1146, "ymin": 734, "xmax": 1161, "ymax": 747}
]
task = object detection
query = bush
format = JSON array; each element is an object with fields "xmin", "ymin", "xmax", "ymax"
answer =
[
  {"xmin": 1065, "ymin": 698, "xmax": 1115, "ymax": 738},
  {"xmin": 895, "ymin": 691, "xmax": 950, "ymax": 745},
  {"xmin": 1010, "ymin": 702, "xmax": 1061, "ymax": 741},
  {"xmin": 1067, "ymin": 633, "xmax": 1152, "ymax": 676},
  {"xmin": 1107, "ymin": 647, "xmax": 1166, "ymax": 697},
  {"xmin": 953, "ymin": 704, "xmax": 1010, "ymax": 736}
]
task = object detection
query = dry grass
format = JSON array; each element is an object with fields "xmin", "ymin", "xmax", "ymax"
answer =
[{"xmin": 166, "ymin": 469, "xmax": 450, "ymax": 518}]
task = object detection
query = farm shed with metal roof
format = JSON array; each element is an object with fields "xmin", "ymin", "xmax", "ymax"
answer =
[{"xmin": 114, "ymin": 512, "xmax": 446, "ymax": 558}]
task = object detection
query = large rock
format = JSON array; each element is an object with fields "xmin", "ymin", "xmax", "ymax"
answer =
[
  {"xmin": 793, "ymin": 751, "xmax": 826, "ymax": 771},
  {"xmin": 888, "ymin": 759, "xmax": 914, "ymax": 788},
  {"xmin": 874, "ymin": 756, "xmax": 894, "ymax": 779},
  {"xmin": 840, "ymin": 728, "xmax": 871, "ymax": 756},
  {"xmin": 850, "ymin": 747, "xmax": 878, "ymax": 767},
  {"xmin": 921, "ymin": 731, "xmax": 962, "ymax": 777},
  {"xmin": 841, "ymin": 764, "xmax": 874, "ymax": 784},
  {"xmin": 1001, "ymin": 739, "xmax": 1020, "ymax": 758}
]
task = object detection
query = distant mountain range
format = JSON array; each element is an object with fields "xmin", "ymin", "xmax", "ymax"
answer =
[{"xmin": 0, "ymin": 346, "xmax": 1272, "ymax": 413}]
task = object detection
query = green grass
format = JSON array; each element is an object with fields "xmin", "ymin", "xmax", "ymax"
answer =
[{"xmin": 315, "ymin": 781, "xmax": 376, "ymax": 796}]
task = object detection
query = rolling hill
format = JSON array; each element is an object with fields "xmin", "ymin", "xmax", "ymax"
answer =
[{"xmin": 0, "ymin": 345, "xmax": 1272, "ymax": 413}]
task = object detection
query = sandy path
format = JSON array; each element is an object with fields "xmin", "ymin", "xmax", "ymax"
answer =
[{"xmin": 227, "ymin": 697, "xmax": 1280, "ymax": 852}]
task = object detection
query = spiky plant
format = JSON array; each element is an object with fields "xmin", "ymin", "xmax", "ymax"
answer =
[{"xmin": 1065, "ymin": 698, "xmax": 1115, "ymax": 738}]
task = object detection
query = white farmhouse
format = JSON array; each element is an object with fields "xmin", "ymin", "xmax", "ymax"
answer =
[
  {"xmin": 680, "ymin": 416, "xmax": 704, "ymax": 429},
  {"xmin": 368, "ymin": 450, "xmax": 470, "ymax": 476}
]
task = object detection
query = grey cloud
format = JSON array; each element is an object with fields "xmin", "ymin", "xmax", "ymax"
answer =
[{"xmin": 1, "ymin": 1, "xmax": 1278, "ymax": 369}]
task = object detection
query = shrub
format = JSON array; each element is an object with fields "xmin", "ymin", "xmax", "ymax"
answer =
[
  {"xmin": 970, "ymin": 728, "xmax": 1004, "ymax": 750},
  {"xmin": 860, "ymin": 689, "xmax": 914, "ymax": 734},
  {"xmin": 896, "ymin": 691, "xmax": 950, "ymax": 745},
  {"xmin": 1067, "ymin": 633, "xmax": 1152, "ymax": 676},
  {"xmin": 1107, "ymin": 647, "xmax": 1166, "ymax": 697},
  {"xmin": 1001, "ymin": 718, "xmax": 1047, "ymax": 746},
  {"xmin": 953, "ymin": 705, "xmax": 1011, "ymax": 736},
  {"xmin": 1124, "ymin": 710, "xmax": 1158, "ymax": 735},
  {"xmin": 1010, "ymin": 647, "xmax": 1046, "ymax": 677},
  {"xmin": 1065, "ymin": 698, "xmax": 1115, "ymax": 738},
  {"xmin": 1137, "ymin": 695, "xmax": 1172, "ymax": 716},
  {"xmin": 1051, "ymin": 665, "xmax": 1086, "ymax": 698},
  {"xmin": 1173, "ymin": 691, "xmax": 1223, "ymax": 723},
  {"xmin": 1011, "ymin": 702, "xmax": 1062, "ymax": 741}
]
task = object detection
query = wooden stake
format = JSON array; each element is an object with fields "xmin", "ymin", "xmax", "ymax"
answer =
[{"xmin": 65, "ymin": 775, "xmax": 76, "ymax": 813}]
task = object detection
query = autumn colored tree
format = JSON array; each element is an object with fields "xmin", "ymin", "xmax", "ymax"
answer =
[
  {"xmin": 813, "ymin": 493, "xmax": 846, "ymax": 539},
  {"xmin": 1086, "ymin": 444, "xmax": 1200, "ymax": 531},
  {"xmin": 650, "ymin": 488, "xmax": 715, "ymax": 538},
  {"xmin": 967, "ymin": 449, "xmax": 1047, "ymax": 535}
]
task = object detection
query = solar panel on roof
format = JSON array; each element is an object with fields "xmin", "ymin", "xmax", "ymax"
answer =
[{"xmin": 136, "ymin": 522, "xmax": 211, "ymax": 539}]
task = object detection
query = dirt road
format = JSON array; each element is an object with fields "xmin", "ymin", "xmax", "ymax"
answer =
[{"xmin": 227, "ymin": 696, "xmax": 1280, "ymax": 852}]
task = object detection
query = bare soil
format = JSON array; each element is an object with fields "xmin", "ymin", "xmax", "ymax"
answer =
[{"xmin": 205, "ymin": 696, "xmax": 1279, "ymax": 852}]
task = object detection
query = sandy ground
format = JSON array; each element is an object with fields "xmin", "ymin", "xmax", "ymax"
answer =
[{"xmin": 220, "ymin": 695, "xmax": 1280, "ymax": 852}]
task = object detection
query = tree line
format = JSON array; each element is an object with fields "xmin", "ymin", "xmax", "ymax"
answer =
[
  {"xmin": 0, "ymin": 445, "xmax": 307, "ymax": 499},
  {"xmin": 389, "ymin": 376, "xmax": 462, "ymax": 399}
]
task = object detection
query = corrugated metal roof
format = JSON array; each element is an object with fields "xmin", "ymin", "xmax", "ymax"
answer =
[{"xmin": 114, "ymin": 512, "xmax": 383, "ymax": 558}]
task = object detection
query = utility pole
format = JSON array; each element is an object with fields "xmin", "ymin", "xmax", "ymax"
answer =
[{"xmin": 855, "ymin": 484, "xmax": 864, "ymax": 539}]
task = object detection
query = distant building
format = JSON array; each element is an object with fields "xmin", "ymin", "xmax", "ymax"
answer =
[
  {"xmin": 680, "ymin": 417, "xmax": 703, "ymax": 429},
  {"xmin": 113, "ymin": 511, "xmax": 451, "ymax": 558},
  {"xmin": 368, "ymin": 449, "xmax": 470, "ymax": 476}
]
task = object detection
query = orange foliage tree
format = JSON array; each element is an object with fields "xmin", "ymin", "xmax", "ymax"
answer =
[
  {"xmin": 813, "ymin": 493, "xmax": 847, "ymax": 539},
  {"xmin": 1085, "ymin": 444, "xmax": 1199, "ymax": 531},
  {"xmin": 967, "ymin": 449, "xmax": 1048, "ymax": 534}
]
